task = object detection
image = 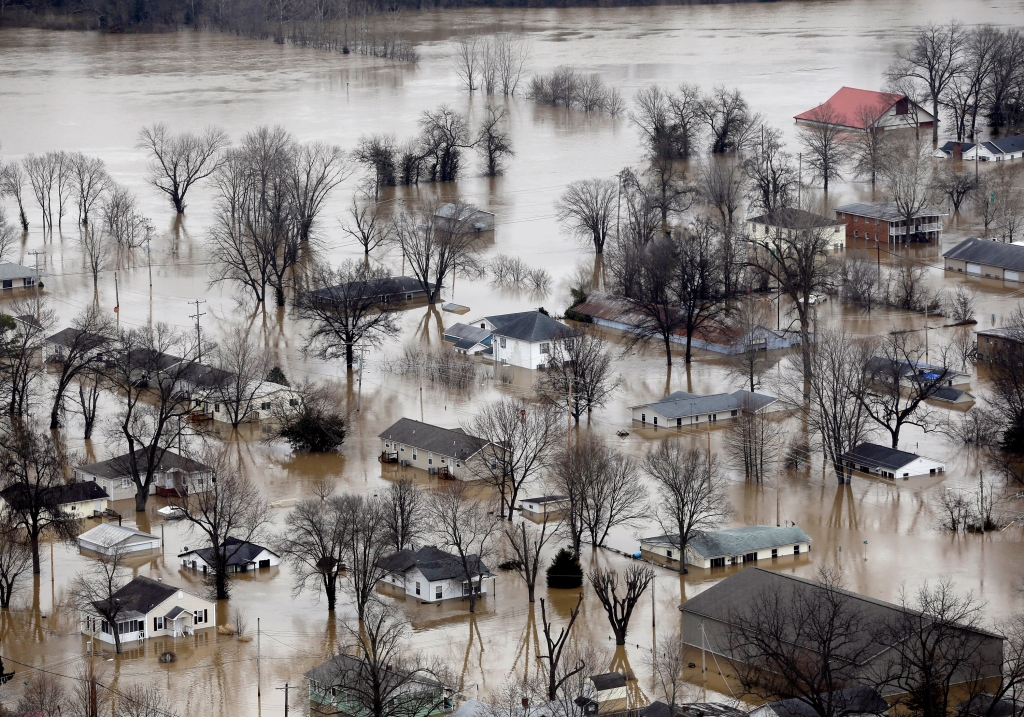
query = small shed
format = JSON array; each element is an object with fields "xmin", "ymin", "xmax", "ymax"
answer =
[
  {"xmin": 435, "ymin": 204, "xmax": 495, "ymax": 233},
  {"xmin": 576, "ymin": 673, "xmax": 628, "ymax": 715},
  {"xmin": 519, "ymin": 495, "xmax": 569, "ymax": 521},
  {"xmin": 78, "ymin": 524, "xmax": 161, "ymax": 555},
  {"xmin": 841, "ymin": 442, "xmax": 945, "ymax": 480}
]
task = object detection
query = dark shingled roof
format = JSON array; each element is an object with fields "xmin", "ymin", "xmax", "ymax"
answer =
[
  {"xmin": 759, "ymin": 687, "xmax": 889, "ymax": 717},
  {"xmin": 589, "ymin": 673, "xmax": 627, "ymax": 691},
  {"xmin": 631, "ymin": 390, "xmax": 777, "ymax": 419},
  {"xmin": 835, "ymin": 202, "xmax": 941, "ymax": 222},
  {"xmin": 77, "ymin": 450, "xmax": 212, "ymax": 481},
  {"xmin": 92, "ymin": 576, "xmax": 177, "ymax": 616},
  {"xmin": 178, "ymin": 537, "xmax": 277, "ymax": 568},
  {"xmin": 521, "ymin": 495, "xmax": 568, "ymax": 505},
  {"xmin": 311, "ymin": 276, "xmax": 435, "ymax": 303},
  {"xmin": 2, "ymin": 481, "xmax": 109, "ymax": 511},
  {"xmin": 378, "ymin": 418, "xmax": 489, "ymax": 460},
  {"xmin": 748, "ymin": 208, "xmax": 843, "ymax": 230},
  {"xmin": 646, "ymin": 525, "xmax": 812, "ymax": 559},
  {"xmin": 178, "ymin": 363, "xmax": 236, "ymax": 389},
  {"xmin": 44, "ymin": 327, "xmax": 110, "ymax": 351},
  {"xmin": 487, "ymin": 311, "xmax": 580, "ymax": 342},
  {"xmin": 377, "ymin": 545, "xmax": 490, "ymax": 582},
  {"xmin": 981, "ymin": 135, "xmax": 1024, "ymax": 155},
  {"xmin": 931, "ymin": 387, "xmax": 974, "ymax": 404},
  {"xmin": 938, "ymin": 140, "xmax": 976, "ymax": 154},
  {"xmin": 641, "ymin": 702, "xmax": 748, "ymax": 717},
  {"xmin": 943, "ymin": 237, "xmax": 1024, "ymax": 273},
  {"xmin": 304, "ymin": 653, "xmax": 447, "ymax": 689},
  {"xmin": 841, "ymin": 442, "xmax": 927, "ymax": 471},
  {"xmin": 957, "ymin": 695, "xmax": 1024, "ymax": 717}
]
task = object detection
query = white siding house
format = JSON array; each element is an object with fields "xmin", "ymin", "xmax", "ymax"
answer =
[
  {"xmin": 519, "ymin": 495, "xmax": 569, "ymax": 521},
  {"xmin": 842, "ymin": 443, "xmax": 945, "ymax": 480},
  {"xmin": 640, "ymin": 525, "xmax": 812, "ymax": 569},
  {"xmin": 377, "ymin": 546, "xmax": 492, "ymax": 604},
  {"xmin": 74, "ymin": 450, "xmax": 213, "ymax": 500},
  {"xmin": 379, "ymin": 417, "xmax": 493, "ymax": 479},
  {"xmin": 466, "ymin": 311, "xmax": 580, "ymax": 370},
  {"xmin": 630, "ymin": 390, "xmax": 778, "ymax": 428},
  {"xmin": 178, "ymin": 537, "xmax": 281, "ymax": 574},
  {"xmin": 81, "ymin": 576, "xmax": 216, "ymax": 646}
]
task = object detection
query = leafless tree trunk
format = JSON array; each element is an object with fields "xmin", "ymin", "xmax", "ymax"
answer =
[
  {"xmin": 342, "ymin": 196, "xmax": 393, "ymax": 255},
  {"xmin": 78, "ymin": 224, "xmax": 110, "ymax": 290},
  {"xmin": 534, "ymin": 328, "xmax": 619, "ymax": 423},
  {"xmin": 0, "ymin": 161, "xmax": 31, "ymax": 231},
  {"xmin": 391, "ymin": 199, "xmax": 482, "ymax": 304},
  {"xmin": 137, "ymin": 123, "xmax": 229, "ymax": 213},
  {"xmin": 70, "ymin": 545, "xmax": 132, "ymax": 654},
  {"xmin": 47, "ymin": 304, "xmax": 113, "ymax": 430},
  {"xmin": 24, "ymin": 152, "xmax": 60, "ymax": 233},
  {"xmin": 69, "ymin": 153, "xmax": 109, "ymax": 226},
  {"xmin": 882, "ymin": 137, "xmax": 937, "ymax": 245},
  {"xmin": 340, "ymin": 494, "xmax": 390, "ymax": 622},
  {"xmin": 476, "ymin": 105, "xmax": 515, "ymax": 176},
  {"xmin": 276, "ymin": 493, "xmax": 350, "ymax": 612},
  {"xmin": 382, "ymin": 477, "xmax": 424, "ymax": 553},
  {"xmin": 699, "ymin": 86, "xmax": 762, "ymax": 154},
  {"xmin": 743, "ymin": 126, "xmax": 797, "ymax": 215},
  {"xmin": 555, "ymin": 178, "xmax": 617, "ymax": 255},
  {"xmin": 798, "ymin": 103, "xmax": 849, "ymax": 192},
  {"xmin": 0, "ymin": 300, "xmax": 52, "ymax": 417},
  {"xmin": 0, "ymin": 513, "xmax": 32, "ymax": 608},
  {"xmin": 113, "ymin": 683, "xmax": 178, "ymax": 717},
  {"xmin": 538, "ymin": 593, "xmax": 585, "ymax": 701},
  {"xmin": 287, "ymin": 140, "xmax": 350, "ymax": 243},
  {"xmin": 502, "ymin": 517, "xmax": 559, "ymax": 603},
  {"xmin": 588, "ymin": 565, "xmax": 653, "ymax": 645},
  {"xmin": 101, "ymin": 184, "xmax": 153, "ymax": 249},
  {"xmin": 205, "ymin": 326, "xmax": 270, "ymax": 428},
  {"xmin": 427, "ymin": 482, "xmax": 498, "ymax": 614}
]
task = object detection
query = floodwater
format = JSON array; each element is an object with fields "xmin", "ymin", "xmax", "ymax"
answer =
[{"xmin": 3, "ymin": 0, "xmax": 1024, "ymax": 714}]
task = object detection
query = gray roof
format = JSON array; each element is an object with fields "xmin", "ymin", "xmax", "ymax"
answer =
[
  {"xmin": 841, "ymin": 442, "xmax": 930, "ymax": 471},
  {"xmin": 931, "ymin": 387, "xmax": 973, "ymax": 403},
  {"xmin": 943, "ymin": 237, "xmax": 1024, "ymax": 272},
  {"xmin": 759, "ymin": 687, "xmax": 889, "ymax": 717},
  {"xmin": 522, "ymin": 495, "xmax": 568, "ymax": 505},
  {"xmin": 644, "ymin": 525, "xmax": 811, "ymax": 558},
  {"xmin": 164, "ymin": 605, "xmax": 187, "ymax": 619},
  {"xmin": 589, "ymin": 672, "xmax": 627, "ymax": 691},
  {"xmin": 92, "ymin": 576, "xmax": 178, "ymax": 616},
  {"xmin": 835, "ymin": 202, "xmax": 941, "ymax": 222},
  {"xmin": 44, "ymin": 327, "xmax": 109, "ymax": 351},
  {"xmin": 378, "ymin": 418, "xmax": 489, "ymax": 460},
  {"xmin": 938, "ymin": 140, "xmax": 976, "ymax": 153},
  {"xmin": 632, "ymin": 389, "xmax": 776, "ymax": 419},
  {"xmin": 377, "ymin": 545, "xmax": 490, "ymax": 582},
  {"xmin": 304, "ymin": 653, "xmax": 447, "ymax": 690},
  {"xmin": 487, "ymin": 311, "xmax": 579, "ymax": 343},
  {"xmin": 445, "ymin": 323, "xmax": 492, "ymax": 349},
  {"xmin": 178, "ymin": 537, "xmax": 277, "ymax": 567},
  {"xmin": 0, "ymin": 262, "xmax": 35, "ymax": 281},
  {"xmin": 642, "ymin": 702, "xmax": 748, "ymax": 717},
  {"xmin": 77, "ymin": 523, "xmax": 158, "ymax": 548},
  {"xmin": 957, "ymin": 695, "xmax": 1024, "ymax": 717},
  {"xmin": 77, "ymin": 450, "xmax": 212, "ymax": 481},
  {"xmin": 748, "ymin": 208, "xmax": 843, "ymax": 230},
  {"xmin": 311, "ymin": 276, "xmax": 434, "ymax": 303},
  {"xmin": 864, "ymin": 356, "xmax": 966, "ymax": 381},
  {"xmin": 977, "ymin": 326, "xmax": 1024, "ymax": 340},
  {"xmin": 435, "ymin": 203, "xmax": 493, "ymax": 220},
  {"xmin": 178, "ymin": 363, "xmax": 236, "ymax": 389},
  {"xmin": 982, "ymin": 135, "xmax": 1024, "ymax": 155}
]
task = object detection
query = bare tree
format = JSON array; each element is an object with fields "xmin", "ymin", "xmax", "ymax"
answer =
[
  {"xmin": 15, "ymin": 671, "xmax": 68, "ymax": 716},
  {"xmin": 725, "ymin": 411, "xmax": 782, "ymax": 485},
  {"xmin": 0, "ymin": 422, "xmax": 77, "ymax": 573},
  {"xmin": 494, "ymin": 33, "xmax": 530, "ymax": 96},
  {"xmin": 0, "ymin": 206, "xmax": 16, "ymax": 262},
  {"xmin": 646, "ymin": 629, "xmax": 697, "ymax": 708},
  {"xmin": 354, "ymin": 134, "xmax": 398, "ymax": 199},
  {"xmin": 0, "ymin": 301, "xmax": 51, "ymax": 417},
  {"xmin": 382, "ymin": 477, "xmax": 424, "ymax": 553},
  {"xmin": 0, "ymin": 513, "xmax": 31, "ymax": 608},
  {"xmin": 299, "ymin": 260, "xmax": 401, "ymax": 370},
  {"xmin": 342, "ymin": 196, "xmax": 392, "ymax": 255},
  {"xmin": 726, "ymin": 298, "xmax": 773, "ymax": 392},
  {"xmin": 419, "ymin": 105, "xmax": 474, "ymax": 182},
  {"xmin": 538, "ymin": 593, "xmax": 586, "ymax": 701},
  {"xmin": 476, "ymin": 105, "xmax": 515, "ymax": 176},
  {"xmin": 555, "ymin": 178, "xmax": 617, "ymax": 255},
  {"xmin": 340, "ymin": 494, "xmax": 391, "ymax": 622},
  {"xmin": 47, "ymin": 304, "xmax": 113, "ymax": 430},
  {"xmin": 798, "ymin": 103, "xmax": 849, "ymax": 192},
  {"xmin": 177, "ymin": 450, "xmax": 272, "ymax": 600},
  {"xmin": 428, "ymin": 482, "xmax": 498, "ymax": 613},
  {"xmin": 69, "ymin": 153, "xmax": 109, "ymax": 226},
  {"xmin": 113, "ymin": 683, "xmax": 178, "ymax": 717},
  {"xmin": 391, "ymin": 200, "xmax": 482, "ymax": 304},
  {"xmin": 137, "ymin": 123, "xmax": 229, "ymax": 213},
  {"xmin": 944, "ymin": 284, "xmax": 977, "ymax": 324},
  {"xmin": 73, "ymin": 365, "xmax": 104, "ymax": 441},
  {"xmin": 632, "ymin": 85, "xmax": 702, "ymax": 161},
  {"xmin": 265, "ymin": 379, "xmax": 348, "ymax": 453},
  {"xmin": 535, "ymin": 328, "xmax": 619, "ymax": 424},
  {"xmin": 78, "ymin": 224, "xmax": 110, "ymax": 290},
  {"xmin": 502, "ymin": 516, "xmax": 559, "ymax": 603},
  {"xmin": 288, "ymin": 140, "xmax": 350, "ymax": 243},
  {"xmin": 589, "ymin": 565, "xmax": 653, "ymax": 645},
  {"xmin": 643, "ymin": 441, "xmax": 732, "ymax": 573},
  {"xmin": 699, "ymin": 86, "xmax": 761, "ymax": 154},
  {"xmin": 887, "ymin": 22, "xmax": 968, "ymax": 143},
  {"xmin": 935, "ymin": 164, "xmax": 977, "ymax": 214},
  {"xmin": 454, "ymin": 35, "xmax": 481, "ymax": 92},
  {"xmin": 70, "ymin": 545, "xmax": 132, "ymax": 654},
  {"xmin": 204, "ymin": 326, "xmax": 269, "ymax": 428},
  {"xmin": 23, "ymin": 152, "xmax": 60, "ymax": 233},
  {"xmin": 882, "ymin": 138, "xmax": 937, "ymax": 245},
  {"xmin": 850, "ymin": 104, "xmax": 891, "ymax": 186},
  {"xmin": 101, "ymin": 184, "xmax": 153, "ymax": 249},
  {"xmin": 69, "ymin": 661, "xmax": 111, "ymax": 717},
  {"xmin": 277, "ymin": 493, "xmax": 350, "ymax": 611},
  {"xmin": 0, "ymin": 161, "xmax": 31, "ymax": 231},
  {"xmin": 675, "ymin": 218, "xmax": 727, "ymax": 363},
  {"xmin": 467, "ymin": 397, "xmax": 560, "ymax": 521},
  {"xmin": 743, "ymin": 126, "xmax": 797, "ymax": 215}
]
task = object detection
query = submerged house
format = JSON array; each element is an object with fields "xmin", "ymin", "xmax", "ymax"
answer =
[
  {"xmin": 74, "ymin": 450, "xmax": 214, "ymax": 500},
  {"xmin": 841, "ymin": 443, "xmax": 946, "ymax": 480},
  {"xmin": 2, "ymin": 482, "xmax": 109, "ymax": 520},
  {"xmin": 80, "ymin": 576, "xmax": 216, "ymax": 646},
  {"xmin": 794, "ymin": 87, "xmax": 935, "ymax": 131},
  {"xmin": 434, "ymin": 203, "xmax": 495, "ymax": 233},
  {"xmin": 378, "ymin": 417, "xmax": 493, "ymax": 479},
  {"xmin": 77, "ymin": 524, "xmax": 161, "ymax": 556},
  {"xmin": 835, "ymin": 202, "xmax": 943, "ymax": 244},
  {"xmin": 963, "ymin": 134, "xmax": 1024, "ymax": 161},
  {"xmin": 304, "ymin": 653, "xmax": 454, "ymax": 717},
  {"xmin": 747, "ymin": 208, "xmax": 846, "ymax": 254},
  {"xmin": 630, "ymin": 390, "xmax": 778, "ymax": 428},
  {"xmin": 178, "ymin": 537, "xmax": 280, "ymax": 574},
  {"xmin": 519, "ymin": 495, "xmax": 569, "ymax": 521},
  {"xmin": 0, "ymin": 261, "xmax": 38, "ymax": 291},
  {"xmin": 749, "ymin": 687, "xmax": 889, "ymax": 717},
  {"xmin": 576, "ymin": 673, "xmax": 628, "ymax": 715},
  {"xmin": 944, "ymin": 237, "xmax": 1024, "ymax": 283},
  {"xmin": 640, "ymin": 525, "xmax": 811, "ymax": 568},
  {"xmin": 377, "ymin": 545, "xmax": 492, "ymax": 603},
  {"xmin": 310, "ymin": 275, "xmax": 436, "ymax": 306}
]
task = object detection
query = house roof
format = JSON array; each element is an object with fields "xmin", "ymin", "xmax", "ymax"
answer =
[
  {"xmin": 92, "ymin": 576, "xmax": 178, "ymax": 616},
  {"xmin": 956, "ymin": 695, "xmax": 1024, "ymax": 717},
  {"xmin": 794, "ymin": 87, "xmax": 908, "ymax": 129},
  {"xmin": 980, "ymin": 135, "xmax": 1024, "ymax": 156},
  {"xmin": 311, "ymin": 276, "xmax": 434, "ymax": 303},
  {"xmin": 835, "ymin": 202, "xmax": 941, "ymax": 222},
  {"xmin": 378, "ymin": 417, "xmax": 490, "ymax": 460},
  {"xmin": 44, "ymin": 327, "xmax": 109, "ymax": 351},
  {"xmin": 521, "ymin": 495, "xmax": 568, "ymax": 505},
  {"xmin": 864, "ymin": 356, "xmax": 965, "ymax": 381},
  {"xmin": 589, "ymin": 672, "xmax": 627, "ymax": 691},
  {"xmin": 50, "ymin": 481, "xmax": 109, "ymax": 505},
  {"xmin": 445, "ymin": 323, "xmax": 492, "ymax": 347},
  {"xmin": 120, "ymin": 347, "xmax": 182, "ymax": 372},
  {"xmin": 643, "ymin": 525, "xmax": 812, "ymax": 558},
  {"xmin": 435, "ymin": 203, "xmax": 493, "ymax": 221},
  {"xmin": 77, "ymin": 450, "xmax": 212, "ymax": 481},
  {"xmin": 13, "ymin": 314, "xmax": 42, "ymax": 330},
  {"xmin": 0, "ymin": 261, "xmax": 35, "ymax": 281},
  {"xmin": 642, "ymin": 702, "xmax": 747, "ymax": 717},
  {"xmin": 748, "ymin": 208, "xmax": 843, "ymax": 230},
  {"xmin": 178, "ymin": 363, "xmax": 236, "ymax": 389},
  {"xmin": 304, "ymin": 653, "xmax": 447, "ymax": 689},
  {"xmin": 760, "ymin": 687, "xmax": 889, "ymax": 717},
  {"xmin": 377, "ymin": 545, "xmax": 490, "ymax": 582},
  {"xmin": 842, "ymin": 442, "xmax": 935, "ymax": 471},
  {"xmin": 487, "ymin": 311, "xmax": 578, "ymax": 342},
  {"xmin": 943, "ymin": 236, "xmax": 1024, "ymax": 272},
  {"xmin": 631, "ymin": 390, "xmax": 777, "ymax": 419},
  {"xmin": 178, "ymin": 537, "xmax": 278, "ymax": 567},
  {"xmin": 931, "ymin": 387, "xmax": 974, "ymax": 404},
  {"xmin": 78, "ymin": 523, "xmax": 158, "ymax": 548},
  {"xmin": 938, "ymin": 140, "xmax": 976, "ymax": 154},
  {"xmin": 977, "ymin": 326, "xmax": 1024, "ymax": 342}
]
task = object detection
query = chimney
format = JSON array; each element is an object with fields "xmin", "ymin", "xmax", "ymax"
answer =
[{"xmin": 953, "ymin": 142, "xmax": 963, "ymax": 159}]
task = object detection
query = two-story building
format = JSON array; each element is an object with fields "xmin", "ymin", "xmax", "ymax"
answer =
[
  {"xmin": 747, "ymin": 208, "xmax": 846, "ymax": 254},
  {"xmin": 378, "ymin": 418, "xmax": 493, "ymax": 479},
  {"xmin": 835, "ymin": 202, "xmax": 943, "ymax": 244},
  {"xmin": 794, "ymin": 87, "xmax": 935, "ymax": 132},
  {"xmin": 74, "ymin": 450, "xmax": 214, "ymax": 500},
  {"xmin": 461, "ymin": 310, "xmax": 579, "ymax": 370}
]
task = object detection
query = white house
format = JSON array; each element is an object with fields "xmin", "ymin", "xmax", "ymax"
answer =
[
  {"xmin": 794, "ymin": 87, "xmax": 935, "ymax": 131},
  {"xmin": 640, "ymin": 525, "xmax": 812, "ymax": 568},
  {"xmin": 747, "ymin": 208, "xmax": 846, "ymax": 254},
  {"xmin": 78, "ymin": 523, "xmax": 161, "ymax": 555},
  {"xmin": 0, "ymin": 261, "xmax": 38, "ymax": 291},
  {"xmin": 178, "ymin": 537, "xmax": 280, "ymax": 574},
  {"xmin": 377, "ymin": 546, "xmax": 492, "ymax": 604},
  {"xmin": 74, "ymin": 450, "xmax": 214, "ymax": 500},
  {"xmin": 464, "ymin": 311, "xmax": 580, "ymax": 370},
  {"xmin": 577, "ymin": 673, "xmax": 629, "ymax": 715},
  {"xmin": 81, "ymin": 576, "xmax": 216, "ymax": 646},
  {"xmin": 519, "ymin": 495, "xmax": 569, "ymax": 521},
  {"xmin": 841, "ymin": 442, "xmax": 946, "ymax": 480},
  {"xmin": 379, "ymin": 417, "xmax": 493, "ymax": 479},
  {"xmin": 1, "ymin": 482, "xmax": 109, "ymax": 521},
  {"xmin": 434, "ymin": 203, "xmax": 495, "ymax": 232},
  {"xmin": 42, "ymin": 327, "xmax": 110, "ymax": 363},
  {"xmin": 963, "ymin": 135, "xmax": 1024, "ymax": 161},
  {"xmin": 630, "ymin": 389, "xmax": 778, "ymax": 428}
]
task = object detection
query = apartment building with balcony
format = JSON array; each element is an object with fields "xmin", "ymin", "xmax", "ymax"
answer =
[{"xmin": 835, "ymin": 202, "xmax": 943, "ymax": 244}]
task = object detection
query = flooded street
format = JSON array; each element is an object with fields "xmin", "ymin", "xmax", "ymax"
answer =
[{"xmin": 3, "ymin": 0, "xmax": 1024, "ymax": 714}]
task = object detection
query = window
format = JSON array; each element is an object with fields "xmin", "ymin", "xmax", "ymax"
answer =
[
  {"xmin": 854, "ymin": 230, "xmax": 859, "ymax": 238},
  {"xmin": 412, "ymin": 450, "xmax": 417, "ymax": 460},
  {"xmin": 261, "ymin": 402, "xmax": 270, "ymax": 410},
  {"xmin": 731, "ymin": 410, "xmax": 738, "ymax": 417},
  {"xmin": 794, "ymin": 544, "xmax": 800, "ymax": 554},
  {"xmin": 641, "ymin": 413, "xmax": 646, "ymax": 423},
  {"xmin": 415, "ymin": 582, "xmax": 421, "ymax": 596},
  {"xmin": 441, "ymin": 457, "xmax": 446, "ymax": 464},
  {"xmin": 539, "ymin": 343, "xmax": 550, "ymax": 354},
  {"xmin": 667, "ymin": 550, "xmax": 673, "ymax": 559},
  {"xmin": 400, "ymin": 445, "xmax": 405, "ymax": 452},
  {"xmin": 154, "ymin": 616, "xmax": 164, "ymax": 631},
  {"xmin": 653, "ymin": 416, "xmax": 658, "ymax": 426},
  {"xmin": 676, "ymin": 418, "xmax": 682, "ymax": 427},
  {"xmin": 500, "ymin": 338, "xmax": 507, "ymax": 348},
  {"xmin": 710, "ymin": 557, "xmax": 725, "ymax": 568},
  {"xmin": 193, "ymin": 609, "xmax": 208, "ymax": 624},
  {"xmin": 428, "ymin": 455, "xmax": 433, "ymax": 465},
  {"xmin": 463, "ymin": 582, "xmax": 482, "ymax": 596},
  {"xmin": 289, "ymin": 398, "xmax": 299, "ymax": 406},
  {"xmin": 435, "ymin": 585, "xmax": 443, "ymax": 599},
  {"xmin": 771, "ymin": 548, "xmax": 778, "ymax": 558},
  {"xmin": 120, "ymin": 477, "xmax": 132, "ymax": 490},
  {"xmin": 214, "ymin": 403, "xmax": 220, "ymax": 412}
]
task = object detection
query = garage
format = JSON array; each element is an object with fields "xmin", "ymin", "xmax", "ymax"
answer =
[
  {"xmin": 967, "ymin": 263, "xmax": 981, "ymax": 275},
  {"xmin": 1006, "ymin": 270, "xmax": 1020, "ymax": 282},
  {"xmin": 259, "ymin": 559, "xmax": 271, "ymax": 569}
]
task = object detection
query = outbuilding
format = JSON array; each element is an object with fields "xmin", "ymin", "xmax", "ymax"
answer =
[
  {"xmin": 434, "ymin": 203, "xmax": 495, "ymax": 232},
  {"xmin": 575, "ymin": 673, "xmax": 628, "ymax": 715},
  {"xmin": 630, "ymin": 389, "xmax": 777, "ymax": 428},
  {"xmin": 519, "ymin": 495, "xmax": 569, "ymax": 521},
  {"xmin": 841, "ymin": 442, "xmax": 945, "ymax": 480},
  {"xmin": 944, "ymin": 236, "xmax": 1024, "ymax": 282},
  {"xmin": 379, "ymin": 417, "xmax": 493, "ymax": 478},
  {"xmin": 78, "ymin": 524, "xmax": 161, "ymax": 555},
  {"xmin": 377, "ymin": 545, "xmax": 492, "ymax": 603},
  {"xmin": 178, "ymin": 537, "xmax": 280, "ymax": 574},
  {"xmin": 640, "ymin": 525, "xmax": 811, "ymax": 568}
]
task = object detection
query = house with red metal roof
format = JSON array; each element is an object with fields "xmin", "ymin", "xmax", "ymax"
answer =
[{"xmin": 795, "ymin": 87, "xmax": 935, "ymax": 131}]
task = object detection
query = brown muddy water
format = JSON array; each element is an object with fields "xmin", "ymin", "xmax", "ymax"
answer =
[{"xmin": 4, "ymin": 1, "xmax": 1024, "ymax": 714}]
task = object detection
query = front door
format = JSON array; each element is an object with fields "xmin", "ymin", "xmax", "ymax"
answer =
[{"xmin": 259, "ymin": 559, "xmax": 270, "ymax": 569}]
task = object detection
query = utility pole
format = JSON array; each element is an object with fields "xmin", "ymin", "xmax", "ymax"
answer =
[
  {"xmin": 776, "ymin": 433, "xmax": 782, "ymax": 527},
  {"xmin": 980, "ymin": 470, "xmax": 984, "ymax": 532},
  {"xmin": 797, "ymin": 152, "xmax": 802, "ymax": 207},
  {"xmin": 146, "ymin": 234, "xmax": 153, "ymax": 288},
  {"xmin": 651, "ymin": 574, "xmax": 655, "ymax": 628},
  {"xmin": 257, "ymin": 617, "xmax": 261, "ymax": 698},
  {"xmin": 189, "ymin": 299, "xmax": 207, "ymax": 364},
  {"xmin": 924, "ymin": 303, "xmax": 929, "ymax": 363},
  {"xmin": 277, "ymin": 683, "xmax": 292, "ymax": 717},
  {"xmin": 355, "ymin": 345, "xmax": 367, "ymax": 412},
  {"xmin": 28, "ymin": 250, "xmax": 43, "ymax": 320}
]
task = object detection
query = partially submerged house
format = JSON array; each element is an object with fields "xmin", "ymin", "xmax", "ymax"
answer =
[
  {"xmin": 678, "ymin": 568, "xmax": 1003, "ymax": 696},
  {"xmin": 0, "ymin": 261, "xmax": 38, "ymax": 291},
  {"xmin": 934, "ymin": 141, "xmax": 977, "ymax": 159},
  {"xmin": 641, "ymin": 703, "xmax": 747, "ymax": 717},
  {"xmin": 841, "ymin": 443, "xmax": 946, "ymax": 480},
  {"xmin": 747, "ymin": 208, "xmax": 846, "ymax": 254},
  {"xmin": 434, "ymin": 203, "xmax": 495, "ymax": 233},
  {"xmin": 42, "ymin": 327, "xmax": 110, "ymax": 363},
  {"xmin": 74, "ymin": 450, "xmax": 214, "ymax": 500},
  {"xmin": 80, "ymin": 576, "xmax": 216, "ymax": 646},
  {"xmin": 976, "ymin": 326, "xmax": 1024, "ymax": 361},
  {"xmin": 490, "ymin": 311, "xmax": 580, "ymax": 370},
  {"xmin": 443, "ymin": 323, "xmax": 493, "ymax": 356},
  {"xmin": 963, "ymin": 134, "xmax": 1024, "ymax": 161},
  {"xmin": 519, "ymin": 495, "xmax": 569, "ymax": 521},
  {"xmin": 310, "ymin": 275, "xmax": 436, "ymax": 307},
  {"xmin": 77, "ymin": 524, "xmax": 161, "ymax": 555},
  {"xmin": 575, "ymin": 673, "xmax": 628, "ymax": 715},
  {"xmin": 956, "ymin": 695, "xmax": 1024, "ymax": 717},
  {"xmin": 944, "ymin": 237, "xmax": 1024, "ymax": 283},
  {"xmin": 749, "ymin": 687, "xmax": 889, "ymax": 717},
  {"xmin": 630, "ymin": 390, "xmax": 778, "ymax": 428},
  {"xmin": 178, "ymin": 537, "xmax": 280, "ymax": 574},
  {"xmin": 378, "ymin": 418, "xmax": 492, "ymax": 478},
  {"xmin": 2, "ymin": 482, "xmax": 109, "ymax": 519},
  {"xmin": 794, "ymin": 87, "xmax": 935, "ymax": 132},
  {"xmin": 640, "ymin": 525, "xmax": 812, "ymax": 568},
  {"xmin": 835, "ymin": 202, "xmax": 943, "ymax": 244},
  {"xmin": 304, "ymin": 653, "xmax": 454, "ymax": 717},
  {"xmin": 864, "ymin": 356, "xmax": 970, "ymax": 390},
  {"xmin": 377, "ymin": 545, "xmax": 492, "ymax": 603}
]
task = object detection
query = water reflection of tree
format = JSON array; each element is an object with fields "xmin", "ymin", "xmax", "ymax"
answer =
[
  {"xmin": 608, "ymin": 644, "xmax": 649, "ymax": 710},
  {"xmin": 827, "ymin": 483, "xmax": 860, "ymax": 532},
  {"xmin": 510, "ymin": 604, "xmax": 543, "ymax": 683}
]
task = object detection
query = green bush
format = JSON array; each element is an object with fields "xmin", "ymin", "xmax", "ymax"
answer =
[{"xmin": 546, "ymin": 547, "xmax": 583, "ymax": 589}]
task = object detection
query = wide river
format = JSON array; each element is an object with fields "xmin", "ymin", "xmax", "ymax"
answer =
[{"xmin": 3, "ymin": 2, "xmax": 1024, "ymax": 716}]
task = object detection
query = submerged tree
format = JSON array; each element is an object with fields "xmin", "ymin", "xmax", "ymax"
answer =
[
  {"xmin": 137, "ymin": 123, "xmax": 229, "ymax": 213},
  {"xmin": 588, "ymin": 565, "xmax": 654, "ymax": 645}
]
